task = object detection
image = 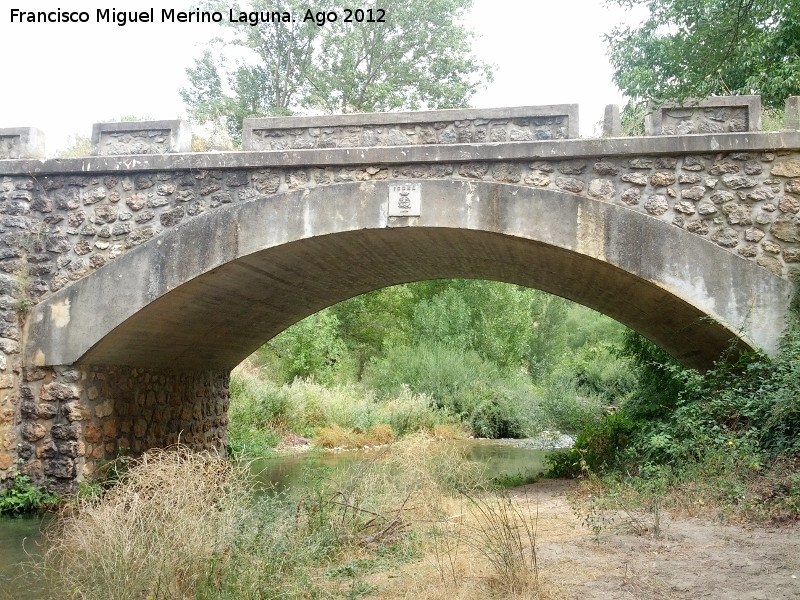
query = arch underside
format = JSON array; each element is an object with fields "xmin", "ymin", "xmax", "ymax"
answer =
[{"xmin": 24, "ymin": 180, "xmax": 793, "ymax": 372}]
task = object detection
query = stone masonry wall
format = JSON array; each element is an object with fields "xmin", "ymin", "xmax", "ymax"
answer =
[
  {"xmin": 659, "ymin": 106, "xmax": 750, "ymax": 135},
  {"xmin": 3, "ymin": 149, "xmax": 800, "ymax": 490},
  {"xmin": 15, "ymin": 365, "xmax": 228, "ymax": 493},
  {"xmin": 243, "ymin": 105, "xmax": 579, "ymax": 150},
  {"xmin": 646, "ymin": 96, "xmax": 762, "ymax": 136},
  {"xmin": 91, "ymin": 120, "xmax": 192, "ymax": 156}
]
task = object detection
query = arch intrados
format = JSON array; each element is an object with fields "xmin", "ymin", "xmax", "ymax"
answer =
[{"xmin": 89, "ymin": 225, "xmax": 740, "ymax": 370}]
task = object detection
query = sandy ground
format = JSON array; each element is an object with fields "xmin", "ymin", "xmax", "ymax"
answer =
[
  {"xmin": 363, "ymin": 478, "xmax": 799, "ymax": 600},
  {"xmin": 514, "ymin": 479, "xmax": 800, "ymax": 600}
]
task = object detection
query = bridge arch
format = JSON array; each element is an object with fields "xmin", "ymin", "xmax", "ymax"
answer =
[{"xmin": 25, "ymin": 179, "xmax": 793, "ymax": 373}]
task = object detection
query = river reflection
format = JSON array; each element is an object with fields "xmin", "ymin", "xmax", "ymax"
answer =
[
  {"xmin": 0, "ymin": 515, "xmax": 48, "ymax": 600},
  {"xmin": 250, "ymin": 437, "xmax": 550, "ymax": 493}
]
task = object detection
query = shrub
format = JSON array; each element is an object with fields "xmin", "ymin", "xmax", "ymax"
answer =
[
  {"xmin": 40, "ymin": 449, "xmax": 251, "ymax": 600},
  {"xmin": 363, "ymin": 341, "xmax": 542, "ymax": 434},
  {"xmin": 534, "ymin": 374, "xmax": 606, "ymax": 434},
  {"xmin": 547, "ymin": 412, "xmax": 634, "ymax": 478},
  {"xmin": 469, "ymin": 398, "xmax": 526, "ymax": 439},
  {"xmin": 0, "ymin": 475, "xmax": 59, "ymax": 516},
  {"xmin": 227, "ymin": 369, "xmax": 286, "ymax": 456},
  {"xmin": 364, "ymin": 342, "xmax": 500, "ymax": 415}
]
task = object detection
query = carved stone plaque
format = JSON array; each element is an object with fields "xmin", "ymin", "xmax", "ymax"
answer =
[{"xmin": 388, "ymin": 182, "xmax": 421, "ymax": 216}]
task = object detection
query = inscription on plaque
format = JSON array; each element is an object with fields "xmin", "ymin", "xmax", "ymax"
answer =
[{"xmin": 388, "ymin": 182, "xmax": 421, "ymax": 216}]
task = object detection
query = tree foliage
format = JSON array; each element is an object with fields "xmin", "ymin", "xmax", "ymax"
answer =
[
  {"xmin": 180, "ymin": 0, "xmax": 492, "ymax": 141},
  {"xmin": 606, "ymin": 0, "xmax": 800, "ymax": 109}
]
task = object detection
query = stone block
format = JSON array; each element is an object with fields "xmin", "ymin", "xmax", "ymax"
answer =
[
  {"xmin": 603, "ymin": 104, "xmax": 621, "ymax": 137},
  {"xmin": 0, "ymin": 452, "xmax": 12, "ymax": 470},
  {"xmin": 0, "ymin": 128, "xmax": 46, "ymax": 159},
  {"xmin": 646, "ymin": 96, "xmax": 762, "ymax": 135},
  {"xmin": 785, "ymin": 97, "xmax": 800, "ymax": 131},
  {"xmin": 91, "ymin": 120, "xmax": 192, "ymax": 156}
]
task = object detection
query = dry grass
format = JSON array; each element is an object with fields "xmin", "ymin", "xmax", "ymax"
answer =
[
  {"xmin": 460, "ymin": 491, "xmax": 540, "ymax": 594},
  {"xmin": 431, "ymin": 423, "xmax": 464, "ymax": 439},
  {"xmin": 39, "ymin": 447, "xmax": 250, "ymax": 600},
  {"xmin": 315, "ymin": 423, "xmax": 398, "ymax": 449},
  {"xmin": 34, "ymin": 439, "xmax": 567, "ymax": 600}
]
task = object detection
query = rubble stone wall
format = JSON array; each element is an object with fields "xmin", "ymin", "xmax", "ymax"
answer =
[
  {"xmin": 14, "ymin": 365, "xmax": 228, "ymax": 493},
  {"xmin": 1, "ymin": 151, "xmax": 798, "ymax": 311}
]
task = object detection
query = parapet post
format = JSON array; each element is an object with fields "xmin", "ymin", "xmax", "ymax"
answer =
[
  {"xmin": 603, "ymin": 104, "xmax": 621, "ymax": 137},
  {"xmin": 786, "ymin": 97, "xmax": 800, "ymax": 131}
]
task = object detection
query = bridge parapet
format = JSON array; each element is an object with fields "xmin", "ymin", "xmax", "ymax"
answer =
[
  {"xmin": 243, "ymin": 104, "xmax": 579, "ymax": 150},
  {"xmin": 646, "ymin": 95, "xmax": 763, "ymax": 135},
  {"xmin": 0, "ymin": 128, "xmax": 45, "ymax": 160},
  {"xmin": 91, "ymin": 120, "xmax": 192, "ymax": 156}
]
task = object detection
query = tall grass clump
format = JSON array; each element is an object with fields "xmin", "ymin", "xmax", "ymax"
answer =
[
  {"xmin": 37, "ymin": 448, "xmax": 346, "ymax": 600},
  {"xmin": 39, "ymin": 448, "xmax": 249, "ymax": 599},
  {"xmin": 319, "ymin": 434, "xmax": 486, "ymax": 542},
  {"xmin": 460, "ymin": 491, "xmax": 540, "ymax": 595}
]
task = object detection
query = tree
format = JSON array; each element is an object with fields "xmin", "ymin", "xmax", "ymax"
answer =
[
  {"xmin": 605, "ymin": 0, "xmax": 800, "ymax": 109},
  {"xmin": 268, "ymin": 310, "xmax": 346, "ymax": 384},
  {"xmin": 180, "ymin": 0, "xmax": 492, "ymax": 141},
  {"xmin": 57, "ymin": 134, "xmax": 91, "ymax": 158},
  {"xmin": 410, "ymin": 280, "xmax": 537, "ymax": 372},
  {"xmin": 304, "ymin": 0, "xmax": 492, "ymax": 113}
]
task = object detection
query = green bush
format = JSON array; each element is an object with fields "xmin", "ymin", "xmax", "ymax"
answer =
[
  {"xmin": 0, "ymin": 474, "xmax": 59, "ymax": 515},
  {"xmin": 469, "ymin": 397, "xmax": 526, "ymax": 439},
  {"xmin": 363, "ymin": 342, "xmax": 501, "ymax": 417},
  {"xmin": 533, "ymin": 374, "xmax": 606, "ymax": 434},
  {"xmin": 546, "ymin": 412, "xmax": 634, "ymax": 478},
  {"xmin": 227, "ymin": 370, "xmax": 287, "ymax": 456}
]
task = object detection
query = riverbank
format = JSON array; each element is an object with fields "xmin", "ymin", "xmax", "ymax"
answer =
[
  {"xmin": 2, "ymin": 451, "xmax": 798, "ymax": 599},
  {"xmin": 365, "ymin": 479, "xmax": 800, "ymax": 600},
  {"xmin": 533, "ymin": 480, "xmax": 799, "ymax": 599}
]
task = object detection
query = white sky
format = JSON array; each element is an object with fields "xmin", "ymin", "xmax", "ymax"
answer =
[{"xmin": 0, "ymin": 1, "xmax": 646, "ymax": 155}]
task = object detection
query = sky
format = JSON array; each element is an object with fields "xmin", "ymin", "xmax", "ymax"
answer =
[{"xmin": 0, "ymin": 1, "xmax": 647, "ymax": 156}]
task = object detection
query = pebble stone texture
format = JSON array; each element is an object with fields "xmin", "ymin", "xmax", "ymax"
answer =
[
  {"xmin": 91, "ymin": 120, "xmax": 192, "ymax": 156},
  {"xmin": 0, "ymin": 99, "xmax": 799, "ymax": 492},
  {"xmin": 646, "ymin": 95, "xmax": 763, "ymax": 135},
  {"xmin": 243, "ymin": 104, "xmax": 579, "ymax": 150}
]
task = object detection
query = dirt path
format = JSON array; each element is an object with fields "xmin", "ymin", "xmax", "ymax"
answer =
[{"xmin": 521, "ymin": 480, "xmax": 800, "ymax": 599}]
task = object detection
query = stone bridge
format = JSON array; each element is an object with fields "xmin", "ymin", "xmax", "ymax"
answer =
[{"xmin": 1, "ymin": 96, "xmax": 799, "ymax": 491}]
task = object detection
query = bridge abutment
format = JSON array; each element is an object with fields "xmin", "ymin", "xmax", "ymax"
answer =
[{"xmin": 15, "ymin": 365, "xmax": 228, "ymax": 492}]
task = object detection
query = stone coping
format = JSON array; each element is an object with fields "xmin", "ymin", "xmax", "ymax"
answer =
[
  {"xmin": 244, "ymin": 103, "xmax": 579, "ymax": 132},
  {"xmin": 2, "ymin": 131, "xmax": 799, "ymax": 175}
]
